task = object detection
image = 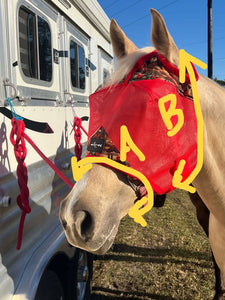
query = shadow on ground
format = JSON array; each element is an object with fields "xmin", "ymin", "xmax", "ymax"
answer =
[{"xmin": 91, "ymin": 286, "xmax": 177, "ymax": 300}]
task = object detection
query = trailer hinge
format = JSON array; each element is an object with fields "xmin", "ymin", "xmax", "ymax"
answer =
[{"xmin": 53, "ymin": 49, "xmax": 68, "ymax": 64}]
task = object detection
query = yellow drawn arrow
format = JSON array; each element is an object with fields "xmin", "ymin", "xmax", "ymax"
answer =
[
  {"xmin": 71, "ymin": 156, "xmax": 154, "ymax": 227},
  {"xmin": 172, "ymin": 49, "xmax": 207, "ymax": 193}
]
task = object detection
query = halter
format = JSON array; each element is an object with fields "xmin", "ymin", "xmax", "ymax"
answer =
[{"xmin": 87, "ymin": 51, "xmax": 198, "ymax": 200}]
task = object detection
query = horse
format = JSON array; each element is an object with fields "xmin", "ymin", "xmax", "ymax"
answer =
[
  {"xmin": 156, "ymin": 191, "xmax": 225, "ymax": 299},
  {"xmin": 60, "ymin": 9, "xmax": 225, "ymax": 299},
  {"xmin": 189, "ymin": 192, "xmax": 225, "ymax": 299}
]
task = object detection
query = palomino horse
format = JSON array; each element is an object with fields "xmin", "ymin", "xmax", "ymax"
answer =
[{"xmin": 60, "ymin": 9, "xmax": 225, "ymax": 299}]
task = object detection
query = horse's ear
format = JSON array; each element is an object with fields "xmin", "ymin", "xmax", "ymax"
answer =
[
  {"xmin": 150, "ymin": 9, "xmax": 179, "ymax": 66},
  {"xmin": 110, "ymin": 19, "xmax": 138, "ymax": 59}
]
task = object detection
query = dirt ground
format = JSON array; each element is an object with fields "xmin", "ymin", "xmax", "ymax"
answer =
[{"xmin": 90, "ymin": 189, "xmax": 216, "ymax": 300}]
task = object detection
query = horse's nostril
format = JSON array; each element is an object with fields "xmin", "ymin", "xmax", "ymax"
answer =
[
  {"xmin": 61, "ymin": 219, "xmax": 67, "ymax": 229},
  {"xmin": 73, "ymin": 210, "xmax": 92, "ymax": 241}
]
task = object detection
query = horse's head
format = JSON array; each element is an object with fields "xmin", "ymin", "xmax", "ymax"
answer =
[{"xmin": 59, "ymin": 9, "xmax": 179, "ymax": 254}]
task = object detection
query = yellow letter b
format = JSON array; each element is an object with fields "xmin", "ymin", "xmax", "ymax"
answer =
[{"xmin": 158, "ymin": 94, "xmax": 184, "ymax": 137}]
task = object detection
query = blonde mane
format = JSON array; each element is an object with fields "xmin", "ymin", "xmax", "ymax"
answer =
[{"xmin": 107, "ymin": 47, "xmax": 155, "ymax": 85}]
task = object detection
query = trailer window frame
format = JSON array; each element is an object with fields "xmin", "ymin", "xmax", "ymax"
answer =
[
  {"xmin": 70, "ymin": 39, "xmax": 86, "ymax": 92},
  {"xmin": 18, "ymin": 5, "xmax": 53, "ymax": 85},
  {"xmin": 103, "ymin": 68, "xmax": 110, "ymax": 85}
]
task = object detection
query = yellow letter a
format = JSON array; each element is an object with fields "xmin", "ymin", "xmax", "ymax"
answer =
[{"xmin": 120, "ymin": 125, "xmax": 145, "ymax": 162}]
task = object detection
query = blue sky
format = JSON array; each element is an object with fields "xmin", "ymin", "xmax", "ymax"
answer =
[{"xmin": 98, "ymin": 0, "xmax": 225, "ymax": 80}]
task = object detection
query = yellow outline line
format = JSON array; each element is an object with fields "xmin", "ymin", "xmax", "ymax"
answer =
[
  {"xmin": 71, "ymin": 49, "xmax": 207, "ymax": 227},
  {"xmin": 172, "ymin": 49, "xmax": 207, "ymax": 193},
  {"xmin": 71, "ymin": 156, "xmax": 154, "ymax": 227}
]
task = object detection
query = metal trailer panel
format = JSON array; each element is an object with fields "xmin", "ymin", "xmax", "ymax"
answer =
[
  {"xmin": 0, "ymin": 150, "xmax": 76, "ymax": 300},
  {"xmin": 0, "ymin": 0, "xmax": 113, "ymax": 299}
]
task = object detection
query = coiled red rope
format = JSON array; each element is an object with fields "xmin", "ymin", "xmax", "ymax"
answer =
[
  {"xmin": 10, "ymin": 117, "xmax": 75, "ymax": 249},
  {"xmin": 73, "ymin": 116, "xmax": 83, "ymax": 161},
  {"xmin": 10, "ymin": 118, "xmax": 31, "ymax": 250},
  {"xmin": 9, "ymin": 104, "xmax": 87, "ymax": 249}
]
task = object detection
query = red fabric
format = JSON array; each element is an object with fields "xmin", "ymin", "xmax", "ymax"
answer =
[
  {"xmin": 87, "ymin": 52, "xmax": 198, "ymax": 194},
  {"xmin": 124, "ymin": 51, "xmax": 198, "ymax": 85}
]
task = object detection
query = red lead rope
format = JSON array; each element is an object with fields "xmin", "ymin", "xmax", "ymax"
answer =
[
  {"xmin": 10, "ymin": 118, "xmax": 31, "ymax": 250},
  {"xmin": 73, "ymin": 116, "xmax": 83, "ymax": 161},
  {"xmin": 10, "ymin": 115, "xmax": 85, "ymax": 249},
  {"xmin": 10, "ymin": 117, "xmax": 75, "ymax": 250}
]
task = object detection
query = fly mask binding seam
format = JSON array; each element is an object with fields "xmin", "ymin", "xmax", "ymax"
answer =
[{"xmin": 87, "ymin": 50, "xmax": 198, "ymax": 201}]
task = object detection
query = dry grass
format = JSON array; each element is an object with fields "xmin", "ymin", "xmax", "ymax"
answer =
[{"xmin": 90, "ymin": 189, "xmax": 216, "ymax": 300}]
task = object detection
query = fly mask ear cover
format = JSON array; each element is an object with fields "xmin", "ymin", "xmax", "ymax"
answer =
[{"xmin": 87, "ymin": 51, "xmax": 198, "ymax": 195}]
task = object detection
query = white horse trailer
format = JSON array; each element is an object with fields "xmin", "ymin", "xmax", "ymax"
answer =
[{"xmin": 0, "ymin": 0, "xmax": 113, "ymax": 299}]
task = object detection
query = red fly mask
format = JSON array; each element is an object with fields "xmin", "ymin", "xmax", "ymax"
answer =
[{"xmin": 87, "ymin": 51, "xmax": 198, "ymax": 195}]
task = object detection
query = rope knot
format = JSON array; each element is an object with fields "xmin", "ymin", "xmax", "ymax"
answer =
[{"xmin": 10, "ymin": 118, "xmax": 27, "ymax": 161}]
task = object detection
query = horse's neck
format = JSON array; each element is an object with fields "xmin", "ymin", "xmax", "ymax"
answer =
[
  {"xmin": 198, "ymin": 75, "xmax": 225, "ymax": 172},
  {"xmin": 194, "ymin": 75, "xmax": 225, "ymax": 226},
  {"xmin": 198, "ymin": 75, "xmax": 225, "ymax": 118}
]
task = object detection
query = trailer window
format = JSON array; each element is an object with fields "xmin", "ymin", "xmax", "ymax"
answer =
[
  {"xmin": 38, "ymin": 17, "xmax": 52, "ymax": 81},
  {"xmin": 103, "ymin": 69, "xmax": 110, "ymax": 85},
  {"xmin": 19, "ymin": 6, "xmax": 52, "ymax": 82},
  {"xmin": 70, "ymin": 41, "xmax": 85, "ymax": 90}
]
